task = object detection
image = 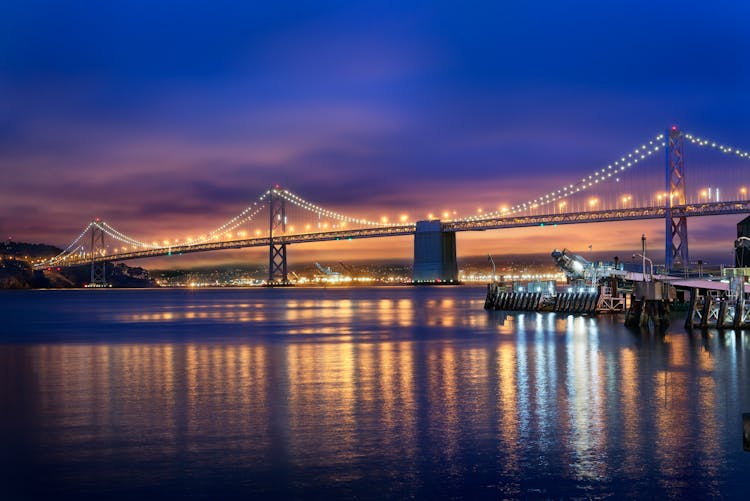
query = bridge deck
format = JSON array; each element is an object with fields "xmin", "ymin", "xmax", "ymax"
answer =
[{"xmin": 36, "ymin": 200, "xmax": 750, "ymax": 269}]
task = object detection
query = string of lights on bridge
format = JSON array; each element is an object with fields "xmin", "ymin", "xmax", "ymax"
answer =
[
  {"xmin": 43, "ymin": 222, "xmax": 94, "ymax": 265},
  {"xmin": 276, "ymin": 188, "xmax": 384, "ymax": 226},
  {"xmin": 39, "ymin": 128, "xmax": 750, "ymax": 267},
  {"xmin": 685, "ymin": 133, "xmax": 750, "ymax": 159},
  {"xmin": 457, "ymin": 132, "xmax": 667, "ymax": 222},
  {"xmin": 98, "ymin": 221, "xmax": 153, "ymax": 248},
  {"xmin": 195, "ymin": 191, "xmax": 269, "ymax": 243},
  {"xmin": 41, "ymin": 188, "xmax": 388, "ymax": 266},
  {"xmin": 455, "ymin": 130, "xmax": 750, "ymax": 224}
]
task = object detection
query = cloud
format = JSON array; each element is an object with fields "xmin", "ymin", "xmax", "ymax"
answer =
[{"xmin": 1, "ymin": 1, "xmax": 749, "ymax": 266}]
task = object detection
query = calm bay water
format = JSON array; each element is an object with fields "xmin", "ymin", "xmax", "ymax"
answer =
[{"xmin": 1, "ymin": 286, "xmax": 749, "ymax": 499}]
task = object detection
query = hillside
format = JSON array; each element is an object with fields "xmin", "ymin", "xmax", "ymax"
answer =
[{"xmin": 1, "ymin": 240, "xmax": 156, "ymax": 288}]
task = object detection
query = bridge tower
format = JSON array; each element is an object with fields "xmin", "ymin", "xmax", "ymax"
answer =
[
  {"xmin": 90, "ymin": 221, "xmax": 107, "ymax": 286},
  {"xmin": 267, "ymin": 187, "xmax": 289, "ymax": 285},
  {"xmin": 665, "ymin": 125, "xmax": 688, "ymax": 271}
]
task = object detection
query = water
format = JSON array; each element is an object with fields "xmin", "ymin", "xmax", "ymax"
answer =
[{"xmin": 1, "ymin": 287, "xmax": 749, "ymax": 499}]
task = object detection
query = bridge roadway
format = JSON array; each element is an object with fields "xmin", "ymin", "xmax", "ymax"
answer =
[{"xmin": 36, "ymin": 200, "xmax": 750, "ymax": 269}]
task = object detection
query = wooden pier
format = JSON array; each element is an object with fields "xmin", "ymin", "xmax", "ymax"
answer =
[
  {"xmin": 484, "ymin": 283, "xmax": 625, "ymax": 314},
  {"xmin": 682, "ymin": 268, "xmax": 750, "ymax": 329},
  {"xmin": 624, "ymin": 280, "xmax": 673, "ymax": 330},
  {"xmin": 684, "ymin": 288, "xmax": 750, "ymax": 329}
]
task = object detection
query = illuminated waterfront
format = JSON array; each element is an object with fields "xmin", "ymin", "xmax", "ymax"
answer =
[{"xmin": 2, "ymin": 287, "xmax": 750, "ymax": 498}]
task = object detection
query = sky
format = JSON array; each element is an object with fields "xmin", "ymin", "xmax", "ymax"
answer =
[{"xmin": 1, "ymin": 1, "xmax": 749, "ymax": 267}]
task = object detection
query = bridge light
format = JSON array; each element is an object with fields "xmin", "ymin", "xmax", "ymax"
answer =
[{"xmin": 400, "ymin": 214, "xmax": 409, "ymax": 223}]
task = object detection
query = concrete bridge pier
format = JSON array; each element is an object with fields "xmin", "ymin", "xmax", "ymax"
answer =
[{"xmin": 412, "ymin": 220, "xmax": 458, "ymax": 283}]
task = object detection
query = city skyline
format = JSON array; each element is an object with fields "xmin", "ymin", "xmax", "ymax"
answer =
[{"xmin": 2, "ymin": 1, "xmax": 749, "ymax": 265}]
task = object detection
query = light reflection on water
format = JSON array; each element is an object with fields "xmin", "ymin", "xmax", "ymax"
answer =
[{"xmin": 1, "ymin": 287, "xmax": 750, "ymax": 498}]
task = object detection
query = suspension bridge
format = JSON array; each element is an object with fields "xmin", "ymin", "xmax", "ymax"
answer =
[{"xmin": 34, "ymin": 126, "xmax": 750, "ymax": 285}]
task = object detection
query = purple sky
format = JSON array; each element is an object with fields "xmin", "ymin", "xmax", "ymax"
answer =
[{"xmin": 2, "ymin": 1, "xmax": 749, "ymax": 265}]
